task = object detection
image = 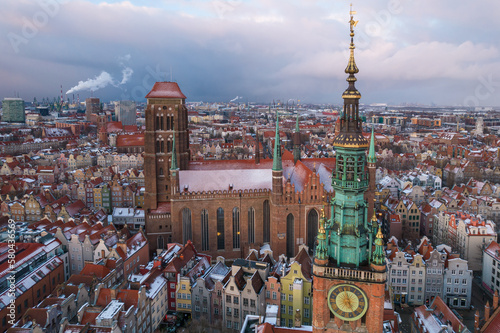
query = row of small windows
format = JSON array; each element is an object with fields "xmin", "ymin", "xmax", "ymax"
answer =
[
  {"xmin": 156, "ymin": 115, "xmax": 174, "ymax": 131},
  {"xmin": 156, "ymin": 139, "xmax": 173, "ymax": 153}
]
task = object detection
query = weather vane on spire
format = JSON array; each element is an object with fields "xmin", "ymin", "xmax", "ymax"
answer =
[{"xmin": 349, "ymin": 4, "xmax": 358, "ymax": 32}]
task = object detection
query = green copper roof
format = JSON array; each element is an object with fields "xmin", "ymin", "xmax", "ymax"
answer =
[
  {"xmin": 170, "ymin": 133, "xmax": 178, "ymax": 171},
  {"xmin": 372, "ymin": 226, "xmax": 385, "ymax": 266},
  {"xmin": 368, "ymin": 127, "xmax": 376, "ymax": 163},
  {"xmin": 295, "ymin": 113, "xmax": 300, "ymax": 132},
  {"xmin": 272, "ymin": 111, "xmax": 282, "ymax": 171}
]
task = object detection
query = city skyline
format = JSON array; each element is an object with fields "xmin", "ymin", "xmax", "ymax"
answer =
[{"xmin": 1, "ymin": 0, "xmax": 500, "ymax": 106}]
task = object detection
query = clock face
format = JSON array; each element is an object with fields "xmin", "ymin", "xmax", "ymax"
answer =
[{"xmin": 327, "ymin": 284, "xmax": 368, "ymax": 321}]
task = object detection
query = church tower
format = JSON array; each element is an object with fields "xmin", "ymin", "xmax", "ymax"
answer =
[
  {"xmin": 144, "ymin": 82, "xmax": 190, "ymax": 251},
  {"xmin": 312, "ymin": 7, "xmax": 386, "ymax": 333}
]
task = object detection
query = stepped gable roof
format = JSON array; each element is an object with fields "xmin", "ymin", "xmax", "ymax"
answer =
[
  {"xmin": 80, "ymin": 263, "xmax": 111, "ymax": 280},
  {"xmin": 294, "ymin": 247, "xmax": 312, "ymax": 281},
  {"xmin": 145, "ymin": 82, "xmax": 186, "ymax": 99}
]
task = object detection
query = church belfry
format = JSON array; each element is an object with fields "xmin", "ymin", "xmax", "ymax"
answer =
[
  {"xmin": 312, "ymin": 6, "xmax": 386, "ymax": 333},
  {"xmin": 144, "ymin": 82, "xmax": 190, "ymax": 252}
]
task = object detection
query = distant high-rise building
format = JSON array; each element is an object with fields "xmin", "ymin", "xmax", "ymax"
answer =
[
  {"xmin": 116, "ymin": 100, "xmax": 137, "ymax": 126},
  {"xmin": 2, "ymin": 98, "xmax": 25, "ymax": 123},
  {"xmin": 86, "ymin": 97, "xmax": 100, "ymax": 121}
]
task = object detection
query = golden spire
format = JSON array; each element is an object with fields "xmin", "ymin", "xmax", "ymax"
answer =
[
  {"xmin": 376, "ymin": 226, "xmax": 383, "ymax": 239},
  {"xmin": 319, "ymin": 208, "xmax": 326, "ymax": 234},
  {"xmin": 371, "ymin": 212, "xmax": 378, "ymax": 223},
  {"xmin": 345, "ymin": 4, "xmax": 359, "ymax": 75}
]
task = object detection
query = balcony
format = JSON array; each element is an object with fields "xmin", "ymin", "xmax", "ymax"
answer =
[{"xmin": 314, "ymin": 265, "xmax": 386, "ymax": 283}]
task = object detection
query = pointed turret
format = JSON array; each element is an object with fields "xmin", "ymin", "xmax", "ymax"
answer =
[
  {"xmin": 170, "ymin": 133, "xmax": 179, "ymax": 196},
  {"xmin": 315, "ymin": 208, "xmax": 328, "ymax": 264},
  {"xmin": 293, "ymin": 113, "xmax": 301, "ymax": 164},
  {"xmin": 170, "ymin": 133, "xmax": 178, "ymax": 171},
  {"xmin": 371, "ymin": 226, "xmax": 386, "ymax": 270},
  {"xmin": 366, "ymin": 127, "xmax": 377, "ymax": 215},
  {"xmin": 272, "ymin": 111, "xmax": 282, "ymax": 171},
  {"xmin": 368, "ymin": 127, "xmax": 376, "ymax": 164},
  {"xmin": 255, "ymin": 128, "xmax": 260, "ymax": 164},
  {"xmin": 272, "ymin": 110, "xmax": 283, "ymax": 204}
]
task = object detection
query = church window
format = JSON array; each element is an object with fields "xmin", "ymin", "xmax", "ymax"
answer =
[
  {"xmin": 201, "ymin": 209, "xmax": 209, "ymax": 251},
  {"xmin": 263, "ymin": 200, "xmax": 270, "ymax": 243},
  {"xmin": 157, "ymin": 236, "xmax": 164, "ymax": 250},
  {"xmin": 160, "ymin": 115, "xmax": 164, "ymax": 130},
  {"xmin": 307, "ymin": 209, "xmax": 318, "ymax": 252},
  {"xmin": 217, "ymin": 207, "xmax": 225, "ymax": 250},
  {"xmin": 233, "ymin": 208, "xmax": 240, "ymax": 249},
  {"xmin": 182, "ymin": 208, "xmax": 192, "ymax": 244},
  {"xmin": 248, "ymin": 208, "xmax": 255, "ymax": 244},
  {"xmin": 160, "ymin": 141, "xmax": 164, "ymax": 153},
  {"xmin": 286, "ymin": 214, "xmax": 294, "ymax": 258}
]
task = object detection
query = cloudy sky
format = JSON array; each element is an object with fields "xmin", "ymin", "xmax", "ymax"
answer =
[{"xmin": 1, "ymin": 0, "xmax": 500, "ymax": 106}]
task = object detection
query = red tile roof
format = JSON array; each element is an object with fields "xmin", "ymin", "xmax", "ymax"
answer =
[
  {"xmin": 80, "ymin": 263, "xmax": 111, "ymax": 279},
  {"xmin": 116, "ymin": 133, "xmax": 144, "ymax": 147},
  {"xmin": 145, "ymin": 82, "xmax": 186, "ymax": 99}
]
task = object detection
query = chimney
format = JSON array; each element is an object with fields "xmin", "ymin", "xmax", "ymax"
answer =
[
  {"xmin": 485, "ymin": 301, "xmax": 490, "ymax": 321},
  {"xmin": 494, "ymin": 290, "xmax": 499, "ymax": 310}
]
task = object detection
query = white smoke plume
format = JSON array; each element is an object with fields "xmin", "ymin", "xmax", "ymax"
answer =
[
  {"xmin": 120, "ymin": 67, "xmax": 133, "ymax": 85},
  {"xmin": 230, "ymin": 96, "xmax": 241, "ymax": 102},
  {"xmin": 66, "ymin": 55, "xmax": 133, "ymax": 94},
  {"xmin": 66, "ymin": 71, "xmax": 114, "ymax": 94}
]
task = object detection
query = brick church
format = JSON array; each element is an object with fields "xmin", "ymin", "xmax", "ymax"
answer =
[{"xmin": 142, "ymin": 79, "xmax": 356, "ymax": 259}]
